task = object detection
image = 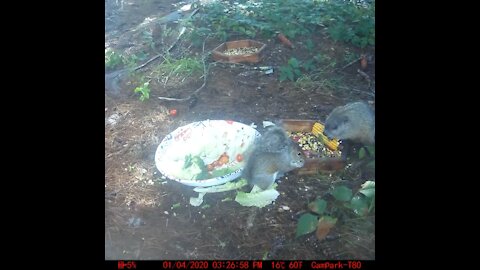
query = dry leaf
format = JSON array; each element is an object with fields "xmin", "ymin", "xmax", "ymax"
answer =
[{"xmin": 315, "ymin": 216, "xmax": 337, "ymax": 240}]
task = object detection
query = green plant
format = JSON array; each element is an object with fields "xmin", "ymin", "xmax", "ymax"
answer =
[
  {"xmin": 123, "ymin": 53, "xmax": 148, "ymax": 69},
  {"xmin": 317, "ymin": 54, "xmax": 337, "ymax": 70},
  {"xmin": 279, "ymin": 57, "xmax": 320, "ymax": 82},
  {"xmin": 319, "ymin": 0, "xmax": 375, "ymax": 48},
  {"xmin": 187, "ymin": 26, "xmax": 212, "ymax": 48},
  {"xmin": 279, "ymin": 58, "xmax": 303, "ymax": 82},
  {"xmin": 192, "ymin": 2, "xmax": 258, "ymax": 41},
  {"xmin": 158, "ymin": 56, "xmax": 203, "ymax": 79},
  {"xmin": 343, "ymin": 50, "xmax": 359, "ymax": 64},
  {"xmin": 305, "ymin": 39, "xmax": 315, "ymax": 52},
  {"xmin": 134, "ymin": 81, "xmax": 150, "ymax": 101},
  {"xmin": 191, "ymin": 0, "xmax": 374, "ymax": 49},
  {"xmin": 105, "ymin": 49, "xmax": 147, "ymax": 70},
  {"xmin": 295, "ymin": 180, "xmax": 375, "ymax": 239},
  {"xmin": 294, "ymin": 75, "xmax": 316, "ymax": 90},
  {"xmin": 359, "ymin": 145, "xmax": 375, "ymax": 171},
  {"xmin": 127, "ymin": 164, "xmax": 136, "ymax": 172},
  {"xmin": 141, "ymin": 29, "xmax": 156, "ymax": 50},
  {"xmin": 105, "ymin": 49, "xmax": 124, "ymax": 69}
]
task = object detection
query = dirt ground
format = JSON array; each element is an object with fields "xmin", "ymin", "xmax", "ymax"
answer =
[{"xmin": 105, "ymin": 0, "xmax": 375, "ymax": 260}]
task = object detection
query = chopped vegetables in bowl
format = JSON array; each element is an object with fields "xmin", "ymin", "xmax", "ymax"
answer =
[{"xmin": 155, "ymin": 120, "xmax": 261, "ymax": 187}]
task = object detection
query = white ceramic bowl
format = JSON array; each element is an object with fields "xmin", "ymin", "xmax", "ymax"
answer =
[{"xmin": 155, "ymin": 120, "xmax": 261, "ymax": 187}]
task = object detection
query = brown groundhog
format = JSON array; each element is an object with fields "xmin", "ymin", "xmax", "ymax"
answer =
[
  {"xmin": 324, "ymin": 101, "xmax": 375, "ymax": 145},
  {"xmin": 324, "ymin": 101, "xmax": 375, "ymax": 159}
]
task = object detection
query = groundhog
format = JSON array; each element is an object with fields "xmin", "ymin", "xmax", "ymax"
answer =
[
  {"xmin": 324, "ymin": 101, "xmax": 375, "ymax": 145},
  {"xmin": 324, "ymin": 101, "xmax": 375, "ymax": 159}
]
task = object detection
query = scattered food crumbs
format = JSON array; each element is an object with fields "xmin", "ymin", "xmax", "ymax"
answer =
[
  {"xmin": 287, "ymin": 131, "xmax": 341, "ymax": 158},
  {"xmin": 223, "ymin": 47, "xmax": 259, "ymax": 56}
]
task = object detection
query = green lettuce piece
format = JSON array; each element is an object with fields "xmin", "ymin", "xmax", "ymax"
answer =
[
  {"xmin": 193, "ymin": 178, "xmax": 248, "ymax": 193},
  {"xmin": 189, "ymin": 192, "xmax": 206, "ymax": 206},
  {"xmin": 235, "ymin": 186, "xmax": 280, "ymax": 208},
  {"xmin": 210, "ymin": 167, "xmax": 238, "ymax": 178},
  {"xmin": 180, "ymin": 155, "xmax": 209, "ymax": 180}
]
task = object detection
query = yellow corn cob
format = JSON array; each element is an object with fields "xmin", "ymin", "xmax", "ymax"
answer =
[
  {"xmin": 312, "ymin": 122, "xmax": 324, "ymax": 135},
  {"xmin": 312, "ymin": 122, "xmax": 340, "ymax": 151}
]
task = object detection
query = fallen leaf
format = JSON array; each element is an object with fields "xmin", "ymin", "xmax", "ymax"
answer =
[{"xmin": 315, "ymin": 216, "xmax": 337, "ymax": 240}]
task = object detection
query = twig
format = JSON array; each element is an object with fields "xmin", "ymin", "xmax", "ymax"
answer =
[
  {"xmin": 106, "ymin": 144, "xmax": 133, "ymax": 159},
  {"xmin": 157, "ymin": 37, "xmax": 210, "ymax": 101},
  {"xmin": 336, "ymin": 57, "xmax": 362, "ymax": 71},
  {"xmin": 357, "ymin": 69, "xmax": 371, "ymax": 85},
  {"xmin": 163, "ymin": 74, "xmax": 170, "ymax": 87},
  {"xmin": 337, "ymin": 85, "xmax": 375, "ymax": 97}
]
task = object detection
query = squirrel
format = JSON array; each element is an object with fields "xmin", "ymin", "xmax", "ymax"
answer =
[
  {"xmin": 242, "ymin": 126, "xmax": 306, "ymax": 190},
  {"xmin": 324, "ymin": 101, "xmax": 375, "ymax": 159}
]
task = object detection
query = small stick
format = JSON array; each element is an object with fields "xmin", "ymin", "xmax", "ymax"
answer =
[{"xmin": 336, "ymin": 57, "xmax": 362, "ymax": 71}]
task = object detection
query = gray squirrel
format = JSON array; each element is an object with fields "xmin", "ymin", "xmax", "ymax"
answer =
[{"xmin": 242, "ymin": 126, "xmax": 306, "ymax": 190}]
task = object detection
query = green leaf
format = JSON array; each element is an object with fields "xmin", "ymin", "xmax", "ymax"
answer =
[
  {"xmin": 302, "ymin": 60, "xmax": 316, "ymax": 72},
  {"xmin": 365, "ymin": 145, "xmax": 375, "ymax": 156},
  {"xmin": 359, "ymin": 181, "xmax": 375, "ymax": 198},
  {"xmin": 287, "ymin": 69, "xmax": 294, "ymax": 81},
  {"xmin": 359, "ymin": 147, "xmax": 366, "ymax": 159},
  {"xmin": 350, "ymin": 195, "xmax": 369, "ymax": 216},
  {"xmin": 293, "ymin": 69, "xmax": 302, "ymax": 77},
  {"xmin": 366, "ymin": 160, "xmax": 375, "ymax": 169},
  {"xmin": 288, "ymin": 58, "xmax": 300, "ymax": 68},
  {"xmin": 361, "ymin": 180, "xmax": 375, "ymax": 189},
  {"xmin": 183, "ymin": 154, "xmax": 193, "ymax": 169},
  {"xmin": 368, "ymin": 196, "xmax": 375, "ymax": 213},
  {"xmin": 305, "ymin": 39, "xmax": 314, "ymax": 51},
  {"xmin": 209, "ymin": 167, "xmax": 236, "ymax": 178},
  {"xmin": 332, "ymin": 186, "xmax": 352, "ymax": 202},
  {"xmin": 295, "ymin": 213, "xmax": 319, "ymax": 238},
  {"xmin": 279, "ymin": 66, "xmax": 292, "ymax": 81},
  {"xmin": 308, "ymin": 199, "xmax": 327, "ymax": 215}
]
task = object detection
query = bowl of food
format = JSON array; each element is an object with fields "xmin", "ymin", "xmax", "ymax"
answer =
[
  {"xmin": 212, "ymin": 39, "xmax": 266, "ymax": 63},
  {"xmin": 155, "ymin": 120, "xmax": 261, "ymax": 187},
  {"xmin": 281, "ymin": 119, "xmax": 345, "ymax": 175}
]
